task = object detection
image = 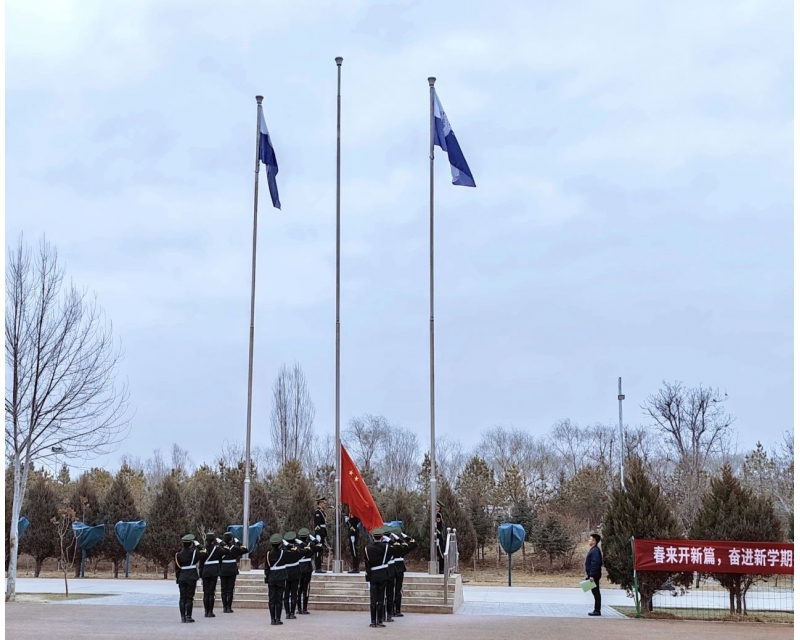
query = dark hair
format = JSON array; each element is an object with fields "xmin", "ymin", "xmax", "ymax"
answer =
[{"xmin": 590, "ymin": 533, "xmax": 601, "ymax": 544}]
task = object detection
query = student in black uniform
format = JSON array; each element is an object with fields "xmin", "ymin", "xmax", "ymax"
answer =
[
  {"xmin": 384, "ymin": 530, "xmax": 405, "ymax": 622},
  {"xmin": 282, "ymin": 531, "xmax": 303, "ymax": 619},
  {"xmin": 392, "ymin": 531, "xmax": 418, "ymax": 617},
  {"xmin": 296, "ymin": 528, "xmax": 321, "ymax": 614},
  {"xmin": 313, "ymin": 497, "xmax": 328, "ymax": 573},
  {"xmin": 174, "ymin": 534, "xmax": 207, "ymax": 623},
  {"xmin": 265, "ymin": 533, "xmax": 288, "ymax": 625},
  {"xmin": 200, "ymin": 532, "xmax": 230, "ymax": 618},
  {"xmin": 344, "ymin": 509, "xmax": 362, "ymax": 573},
  {"xmin": 435, "ymin": 505, "xmax": 445, "ymax": 574},
  {"xmin": 364, "ymin": 527, "xmax": 401, "ymax": 628},
  {"xmin": 219, "ymin": 531, "xmax": 248, "ymax": 613}
]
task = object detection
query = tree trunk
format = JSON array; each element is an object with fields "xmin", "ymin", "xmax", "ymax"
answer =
[
  {"xmin": 34, "ymin": 558, "xmax": 43, "ymax": 578},
  {"xmin": 162, "ymin": 562, "xmax": 169, "ymax": 579},
  {"xmin": 7, "ymin": 452, "xmax": 31, "ymax": 602},
  {"xmin": 113, "ymin": 558, "xmax": 119, "ymax": 578},
  {"xmin": 729, "ymin": 589, "xmax": 735, "ymax": 614}
]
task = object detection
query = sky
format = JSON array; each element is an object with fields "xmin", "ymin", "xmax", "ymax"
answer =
[{"xmin": 5, "ymin": 0, "xmax": 793, "ymax": 472}]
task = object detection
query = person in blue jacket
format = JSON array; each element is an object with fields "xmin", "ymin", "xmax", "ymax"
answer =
[{"xmin": 585, "ymin": 533, "xmax": 603, "ymax": 616}]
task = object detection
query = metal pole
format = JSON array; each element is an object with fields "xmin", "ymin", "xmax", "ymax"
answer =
[
  {"xmin": 618, "ymin": 377, "xmax": 625, "ymax": 491},
  {"xmin": 428, "ymin": 76, "xmax": 438, "ymax": 576},
  {"xmin": 333, "ymin": 56, "xmax": 343, "ymax": 574},
  {"xmin": 241, "ymin": 95, "xmax": 263, "ymax": 566}
]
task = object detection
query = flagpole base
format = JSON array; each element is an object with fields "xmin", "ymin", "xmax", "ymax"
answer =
[
  {"xmin": 332, "ymin": 560, "xmax": 343, "ymax": 573},
  {"xmin": 239, "ymin": 557, "xmax": 252, "ymax": 572},
  {"xmin": 428, "ymin": 561, "xmax": 439, "ymax": 576}
]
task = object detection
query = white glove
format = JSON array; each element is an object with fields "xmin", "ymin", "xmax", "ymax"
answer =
[
  {"xmin": 193, "ymin": 540, "xmax": 200, "ymax": 547},
  {"xmin": 216, "ymin": 538, "xmax": 222, "ymax": 544},
  {"xmin": 315, "ymin": 535, "xmax": 321, "ymax": 542}
]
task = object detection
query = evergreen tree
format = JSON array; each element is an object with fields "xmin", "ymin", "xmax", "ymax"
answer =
[
  {"xmin": 19, "ymin": 472, "xmax": 59, "ymax": 576},
  {"xmin": 534, "ymin": 513, "xmax": 571, "ymax": 569},
  {"xmin": 602, "ymin": 456, "xmax": 685, "ymax": 612},
  {"xmin": 438, "ymin": 478, "xmax": 477, "ymax": 565},
  {"xmin": 197, "ymin": 479, "xmax": 228, "ymax": 538},
  {"xmin": 98, "ymin": 469, "xmax": 140, "ymax": 577},
  {"xmin": 68, "ymin": 473, "xmax": 102, "ymax": 577},
  {"xmin": 510, "ymin": 497, "xmax": 538, "ymax": 542},
  {"xmin": 690, "ymin": 463, "xmax": 783, "ymax": 614},
  {"xmin": 271, "ymin": 460, "xmax": 316, "ymax": 532},
  {"xmin": 456, "ymin": 456, "xmax": 496, "ymax": 506},
  {"xmin": 554, "ymin": 465, "xmax": 608, "ymax": 532},
  {"xmin": 141, "ymin": 475, "xmax": 188, "ymax": 579},
  {"xmin": 248, "ymin": 481, "xmax": 278, "ymax": 570},
  {"xmin": 468, "ymin": 498, "xmax": 494, "ymax": 561}
]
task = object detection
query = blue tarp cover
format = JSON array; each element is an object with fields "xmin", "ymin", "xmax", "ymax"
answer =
[
  {"xmin": 72, "ymin": 522, "xmax": 105, "ymax": 550},
  {"xmin": 383, "ymin": 520, "xmax": 403, "ymax": 529},
  {"xmin": 18, "ymin": 516, "xmax": 30, "ymax": 539},
  {"xmin": 497, "ymin": 523, "xmax": 525, "ymax": 554},
  {"xmin": 114, "ymin": 521, "xmax": 147, "ymax": 553},
  {"xmin": 227, "ymin": 521, "xmax": 264, "ymax": 554}
]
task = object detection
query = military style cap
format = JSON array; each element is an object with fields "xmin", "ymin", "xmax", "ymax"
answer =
[
  {"xmin": 205, "ymin": 532, "xmax": 215, "ymax": 539},
  {"xmin": 182, "ymin": 534, "xmax": 195, "ymax": 542},
  {"xmin": 372, "ymin": 526, "xmax": 385, "ymax": 536},
  {"xmin": 298, "ymin": 527, "xmax": 310, "ymax": 537},
  {"xmin": 270, "ymin": 533, "xmax": 283, "ymax": 544},
  {"xmin": 316, "ymin": 496, "xmax": 327, "ymax": 503},
  {"xmin": 223, "ymin": 532, "xmax": 233, "ymax": 540},
  {"xmin": 436, "ymin": 500, "xmax": 444, "ymax": 509},
  {"xmin": 284, "ymin": 531, "xmax": 297, "ymax": 541}
]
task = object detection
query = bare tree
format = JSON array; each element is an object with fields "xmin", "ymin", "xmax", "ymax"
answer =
[
  {"xmin": 170, "ymin": 443, "xmax": 193, "ymax": 475},
  {"xmin": 435, "ymin": 435, "xmax": 468, "ymax": 487},
  {"xmin": 51, "ymin": 505, "xmax": 77, "ymax": 597},
  {"xmin": 549, "ymin": 419, "xmax": 589, "ymax": 478},
  {"xmin": 143, "ymin": 449, "xmax": 169, "ymax": 488},
  {"xmin": 5, "ymin": 237, "xmax": 130, "ymax": 601},
  {"xmin": 269, "ymin": 363, "xmax": 315, "ymax": 467},
  {"xmin": 378, "ymin": 426, "xmax": 420, "ymax": 491},
  {"xmin": 344, "ymin": 414, "xmax": 390, "ymax": 472}
]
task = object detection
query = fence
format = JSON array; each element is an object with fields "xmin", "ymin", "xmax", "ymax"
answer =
[
  {"xmin": 630, "ymin": 537, "xmax": 794, "ymax": 622},
  {"xmin": 443, "ymin": 528, "xmax": 459, "ymax": 603}
]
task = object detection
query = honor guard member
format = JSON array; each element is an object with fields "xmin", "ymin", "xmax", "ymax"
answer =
[
  {"xmin": 364, "ymin": 527, "xmax": 400, "ymax": 628},
  {"xmin": 265, "ymin": 533, "xmax": 288, "ymax": 625},
  {"xmin": 174, "ymin": 534, "xmax": 206, "ymax": 623},
  {"xmin": 344, "ymin": 510, "xmax": 362, "ymax": 573},
  {"xmin": 200, "ymin": 532, "xmax": 230, "ymax": 617},
  {"xmin": 435, "ymin": 502, "xmax": 445, "ymax": 574},
  {"xmin": 313, "ymin": 496, "xmax": 328, "ymax": 573},
  {"xmin": 219, "ymin": 531, "xmax": 248, "ymax": 613},
  {"xmin": 296, "ymin": 528, "xmax": 320, "ymax": 614},
  {"xmin": 282, "ymin": 532, "xmax": 303, "ymax": 619},
  {"xmin": 383, "ymin": 531, "xmax": 402, "ymax": 622},
  {"xmin": 391, "ymin": 531, "xmax": 418, "ymax": 617}
]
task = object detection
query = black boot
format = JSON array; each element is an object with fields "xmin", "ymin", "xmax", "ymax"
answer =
[
  {"xmin": 179, "ymin": 600, "xmax": 186, "ymax": 623},
  {"xmin": 185, "ymin": 602, "xmax": 195, "ymax": 623}
]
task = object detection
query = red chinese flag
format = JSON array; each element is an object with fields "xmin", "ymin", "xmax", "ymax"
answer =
[{"xmin": 340, "ymin": 445, "xmax": 384, "ymax": 533}]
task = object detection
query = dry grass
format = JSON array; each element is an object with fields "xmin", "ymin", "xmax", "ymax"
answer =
[{"xmin": 613, "ymin": 606, "xmax": 794, "ymax": 624}]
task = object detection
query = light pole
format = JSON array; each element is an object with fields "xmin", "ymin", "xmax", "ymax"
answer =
[
  {"xmin": 617, "ymin": 378, "xmax": 625, "ymax": 491},
  {"xmin": 51, "ymin": 445, "xmax": 65, "ymax": 481}
]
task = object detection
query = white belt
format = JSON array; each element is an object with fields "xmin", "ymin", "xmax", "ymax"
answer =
[
  {"xmin": 205, "ymin": 560, "xmax": 220, "ymax": 565},
  {"xmin": 181, "ymin": 564, "xmax": 197, "ymax": 570},
  {"xmin": 318, "ymin": 524, "xmax": 327, "ymax": 528},
  {"xmin": 272, "ymin": 565, "xmax": 286, "ymax": 570},
  {"xmin": 300, "ymin": 557, "xmax": 312, "ymax": 563},
  {"xmin": 222, "ymin": 559, "xmax": 237, "ymax": 564},
  {"xmin": 285, "ymin": 561, "xmax": 300, "ymax": 568},
  {"xmin": 373, "ymin": 563, "xmax": 389, "ymax": 570}
]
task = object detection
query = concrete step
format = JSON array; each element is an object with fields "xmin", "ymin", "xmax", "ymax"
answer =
[{"xmin": 196, "ymin": 599, "xmax": 453, "ymax": 614}]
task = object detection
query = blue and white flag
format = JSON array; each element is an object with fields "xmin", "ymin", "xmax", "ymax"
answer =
[
  {"xmin": 258, "ymin": 110, "xmax": 281, "ymax": 209},
  {"xmin": 433, "ymin": 90, "xmax": 475, "ymax": 188}
]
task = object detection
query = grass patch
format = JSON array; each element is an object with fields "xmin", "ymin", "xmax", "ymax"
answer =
[
  {"xmin": 612, "ymin": 606, "xmax": 793, "ymax": 624},
  {"xmin": 13, "ymin": 593, "xmax": 112, "ymax": 604}
]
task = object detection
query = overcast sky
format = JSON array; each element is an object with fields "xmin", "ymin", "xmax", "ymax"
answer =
[{"xmin": 6, "ymin": 0, "xmax": 793, "ymax": 472}]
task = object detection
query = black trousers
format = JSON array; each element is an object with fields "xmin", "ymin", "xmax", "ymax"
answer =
[
  {"xmin": 591, "ymin": 576, "xmax": 601, "ymax": 612},
  {"xmin": 369, "ymin": 581, "xmax": 387, "ymax": 624},
  {"xmin": 219, "ymin": 575, "xmax": 236, "ymax": 610},
  {"xmin": 438, "ymin": 554, "xmax": 445, "ymax": 574},
  {"xmin": 269, "ymin": 582, "xmax": 285, "ymax": 621},
  {"xmin": 394, "ymin": 573, "xmax": 404, "ymax": 613},
  {"xmin": 314, "ymin": 539, "xmax": 326, "ymax": 570},
  {"xmin": 284, "ymin": 578, "xmax": 299, "ymax": 615},
  {"xmin": 202, "ymin": 576, "xmax": 218, "ymax": 613},
  {"xmin": 178, "ymin": 580, "xmax": 196, "ymax": 619},
  {"xmin": 298, "ymin": 573, "xmax": 312, "ymax": 611},
  {"xmin": 349, "ymin": 536, "xmax": 360, "ymax": 571},
  {"xmin": 385, "ymin": 576, "xmax": 395, "ymax": 617}
]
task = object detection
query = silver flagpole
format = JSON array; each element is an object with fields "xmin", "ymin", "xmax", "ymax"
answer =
[
  {"xmin": 241, "ymin": 95, "xmax": 263, "ymax": 567},
  {"xmin": 427, "ymin": 76, "xmax": 438, "ymax": 576},
  {"xmin": 334, "ymin": 56, "xmax": 344, "ymax": 574},
  {"xmin": 618, "ymin": 377, "xmax": 626, "ymax": 491}
]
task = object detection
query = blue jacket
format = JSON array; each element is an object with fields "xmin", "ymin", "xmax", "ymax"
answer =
[{"xmin": 585, "ymin": 545, "xmax": 602, "ymax": 579}]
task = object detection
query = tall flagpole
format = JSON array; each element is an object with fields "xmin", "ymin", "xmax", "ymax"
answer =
[
  {"xmin": 427, "ymin": 76, "xmax": 438, "ymax": 575},
  {"xmin": 241, "ymin": 94, "xmax": 263, "ymax": 566},
  {"xmin": 333, "ymin": 56, "xmax": 344, "ymax": 574}
]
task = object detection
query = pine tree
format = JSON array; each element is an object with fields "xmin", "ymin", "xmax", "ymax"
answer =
[
  {"xmin": 554, "ymin": 465, "xmax": 608, "ymax": 532},
  {"xmin": 690, "ymin": 463, "xmax": 782, "ymax": 614},
  {"xmin": 468, "ymin": 499, "xmax": 494, "ymax": 561},
  {"xmin": 602, "ymin": 456, "xmax": 685, "ymax": 613},
  {"xmin": 68, "ymin": 473, "xmax": 102, "ymax": 577},
  {"xmin": 271, "ymin": 460, "xmax": 316, "ymax": 532},
  {"xmin": 456, "ymin": 456, "xmax": 496, "ymax": 506},
  {"xmin": 510, "ymin": 498, "xmax": 538, "ymax": 542},
  {"xmin": 248, "ymin": 481, "xmax": 278, "ymax": 570},
  {"xmin": 197, "ymin": 479, "xmax": 229, "ymax": 537},
  {"xmin": 19, "ymin": 472, "xmax": 59, "ymax": 576},
  {"xmin": 99, "ymin": 469, "xmax": 140, "ymax": 577},
  {"xmin": 534, "ymin": 513, "xmax": 572, "ymax": 569},
  {"xmin": 141, "ymin": 475, "xmax": 188, "ymax": 579},
  {"xmin": 438, "ymin": 478, "xmax": 477, "ymax": 565}
]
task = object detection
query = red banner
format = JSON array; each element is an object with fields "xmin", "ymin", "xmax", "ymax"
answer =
[
  {"xmin": 340, "ymin": 445, "xmax": 384, "ymax": 534},
  {"xmin": 633, "ymin": 539, "xmax": 794, "ymax": 575}
]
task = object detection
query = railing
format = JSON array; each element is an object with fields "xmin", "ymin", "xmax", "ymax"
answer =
[{"xmin": 443, "ymin": 528, "xmax": 459, "ymax": 604}]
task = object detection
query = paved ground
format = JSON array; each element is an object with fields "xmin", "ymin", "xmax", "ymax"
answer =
[{"xmin": 5, "ymin": 604, "xmax": 793, "ymax": 639}]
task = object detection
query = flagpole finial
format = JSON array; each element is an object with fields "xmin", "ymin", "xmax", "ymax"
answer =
[
  {"xmin": 255, "ymin": 95, "xmax": 263, "ymax": 104},
  {"xmin": 335, "ymin": 56, "xmax": 343, "ymax": 66},
  {"xmin": 428, "ymin": 77, "xmax": 436, "ymax": 86}
]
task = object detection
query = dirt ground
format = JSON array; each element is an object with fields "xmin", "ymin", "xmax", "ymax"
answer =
[{"xmin": 5, "ymin": 603, "xmax": 793, "ymax": 640}]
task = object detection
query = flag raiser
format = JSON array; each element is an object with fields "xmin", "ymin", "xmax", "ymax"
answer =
[
  {"xmin": 258, "ymin": 109, "xmax": 281, "ymax": 209},
  {"xmin": 340, "ymin": 445, "xmax": 384, "ymax": 533},
  {"xmin": 432, "ymin": 89, "xmax": 475, "ymax": 187}
]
